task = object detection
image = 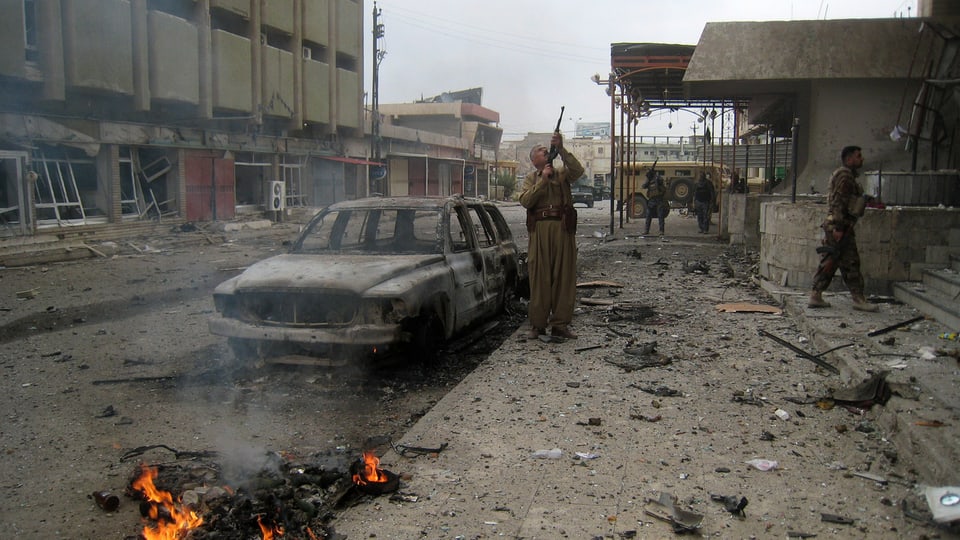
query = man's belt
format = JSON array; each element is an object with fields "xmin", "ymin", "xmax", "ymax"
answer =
[{"xmin": 532, "ymin": 207, "xmax": 564, "ymax": 220}]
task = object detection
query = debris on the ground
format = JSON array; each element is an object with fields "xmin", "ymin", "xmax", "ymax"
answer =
[
  {"xmin": 745, "ymin": 459, "xmax": 778, "ymax": 471},
  {"xmin": 758, "ymin": 329, "xmax": 841, "ymax": 374},
  {"xmin": 710, "ymin": 493, "xmax": 748, "ymax": 516},
  {"xmin": 683, "ymin": 260, "xmax": 710, "ymax": 274},
  {"xmin": 643, "ymin": 491, "xmax": 703, "ymax": 533},
  {"xmin": 867, "ymin": 315, "xmax": 926, "ymax": 337},
  {"xmin": 629, "ymin": 383, "xmax": 681, "ymax": 397},
  {"xmin": 91, "ymin": 490, "xmax": 120, "ymax": 512},
  {"xmin": 924, "ymin": 486, "xmax": 960, "ymax": 523},
  {"xmin": 829, "ymin": 372, "xmax": 891, "ymax": 408},
  {"xmin": 624, "ymin": 342, "xmax": 657, "ymax": 356},
  {"xmin": 732, "ymin": 392, "xmax": 766, "ymax": 406},
  {"xmin": 716, "ymin": 302, "xmax": 782, "ymax": 314},
  {"xmin": 577, "ymin": 280, "xmax": 623, "ymax": 288},
  {"xmin": 821, "ymin": 513, "xmax": 855, "ymax": 525},
  {"xmin": 851, "ymin": 471, "xmax": 888, "ymax": 485},
  {"xmin": 393, "ymin": 442, "xmax": 448, "ymax": 457},
  {"xmin": 16, "ymin": 288, "xmax": 38, "ymax": 299},
  {"xmin": 581, "ymin": 297, "xmax": 615, "ymax": 306},
  {"xmin": 629, "ymin": 411, "xmax": 662, "ymax": 422}
]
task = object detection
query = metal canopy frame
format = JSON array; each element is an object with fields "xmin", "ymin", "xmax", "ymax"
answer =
[{"xmin": 610, "ymin": 42, "xmax": 742, "ymax": 113}]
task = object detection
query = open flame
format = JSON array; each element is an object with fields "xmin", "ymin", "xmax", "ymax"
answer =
[
  {"xmin": 131, "ymin": 464, "xmax": 204, "ymax": 540},
  {"xmin": 257, "ymin": 514, "xmax": 285, "ymax": 539},
  {"xmin": 352, "ymin": 451, "xmax": 388, "ymax": 485}
]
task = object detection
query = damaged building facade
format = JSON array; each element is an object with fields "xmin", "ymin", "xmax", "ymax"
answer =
[
  {"xmin": 0, "ymin": 0, "xmax": 371, "ymax": 237},
  {"xmin": 0, "ymin": 1, "xmax": 505, "ymax": 246}
]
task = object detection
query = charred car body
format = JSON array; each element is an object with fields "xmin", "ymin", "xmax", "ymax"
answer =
[{"xmin": 209, "ymin": 196, "xmax": 526, "ymax": 365}]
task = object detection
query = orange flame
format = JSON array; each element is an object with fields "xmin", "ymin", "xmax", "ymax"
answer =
[
  {"xmin": 352, "ymin": 451, "xmax": 387, "ymax": 485},
  {"xmin": 131, "ymin": 464, "xmax": 204, "ymax": 540},
  {"xmin": 257, "ymin": 514, "xmax": 285, "ymax": 539}
]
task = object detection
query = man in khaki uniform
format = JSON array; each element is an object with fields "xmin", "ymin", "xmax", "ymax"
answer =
[
  {"xmin": 809, "ymin": 145, "xmax": 878, "ymax": 312},
  {"xmin": 519, "ymin": 132, "xmax": 585, "ymax": 339}
]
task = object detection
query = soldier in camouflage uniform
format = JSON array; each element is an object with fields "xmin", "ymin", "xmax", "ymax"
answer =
[
  {"xmin": 809, "ymin": 145, "xmax": 879, "ymax": 312},
  {"xmin": 643, "ymin": 170, "xmax": 667, "ymax": 236}
]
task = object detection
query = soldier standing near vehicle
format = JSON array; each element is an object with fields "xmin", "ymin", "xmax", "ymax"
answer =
[
  {"xmin": 693, "ymin": 172, "xmax": 716, "ymax": 234},
  {"xmin": 643, "ymin": 168, "xmax": 667, "ymax": 236},
  {"xmin": 519, "ymin": 132, "xmax": 585, "ymax": 340},
  {"xmin": 808, "ymin": 145, "xmax": 879, "ymax": 312}
]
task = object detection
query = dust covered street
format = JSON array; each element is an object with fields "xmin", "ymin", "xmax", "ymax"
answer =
[
  {"xmin": 0, "ymin": 220, "xmax": 520, "ymax": 539},
  {"xmin": 0, "ymin": 204, "xmax": 956, "ymax": 539}
]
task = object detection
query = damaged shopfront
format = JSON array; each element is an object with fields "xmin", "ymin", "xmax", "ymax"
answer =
[{"xmin": 0, "ymin": 116, "xmax": 374, "ymax": 241}]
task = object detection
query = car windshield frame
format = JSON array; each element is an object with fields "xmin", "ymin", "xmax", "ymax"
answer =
[{"xmin": 292, "ymin": 205, "xmax": 444, "ymax": 255}]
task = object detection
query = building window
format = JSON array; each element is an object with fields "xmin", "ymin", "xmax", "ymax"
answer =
[
  {"xmin": 32, "ymin": 147, "xmax": 102, "ymax": 227},
  {"xmin": 24, "ymin": 0, "xmax": 39, "ymax": 63}
]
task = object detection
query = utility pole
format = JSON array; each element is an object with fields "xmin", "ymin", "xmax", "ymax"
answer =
[{"xmin": 371, "ymin": 2, "xmax": 385, "ymax": 193}]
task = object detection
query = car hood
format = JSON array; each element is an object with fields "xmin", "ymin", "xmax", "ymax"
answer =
[{"xmin": 232, "ymin": 253, "xmax": 444, "ymax": 293}]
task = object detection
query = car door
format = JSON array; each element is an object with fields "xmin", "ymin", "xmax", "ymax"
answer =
[
  {"xmin": 446, "ymin": 203, "xmax": 486, "ymax": 331},
  {"xmin": 466, "ymin": 203, "xmax": 506, "ymax": 314}
]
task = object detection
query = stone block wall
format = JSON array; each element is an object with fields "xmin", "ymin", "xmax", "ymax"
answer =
[{"xmin": 759, "ymin": 201, "xmax": 960, "ymax": 294}]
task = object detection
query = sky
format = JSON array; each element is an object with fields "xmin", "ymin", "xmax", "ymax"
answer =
[{"xmin": 363, "ymin": 0, "xmax": 917, "ymax": 141}]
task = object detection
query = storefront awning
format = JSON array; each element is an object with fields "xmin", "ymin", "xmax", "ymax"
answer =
[{"xmin": 318, "ymin": 155, "xmax": 384, "ymax": 166}]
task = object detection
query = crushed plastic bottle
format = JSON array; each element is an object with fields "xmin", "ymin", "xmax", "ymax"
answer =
[
  {"xmin": 531, "ymin": 448, "xmax": 562, "ymax": 459},
  {"xmin": 745, "ymin": 459, "xmax": 779, "ymax": 471}
]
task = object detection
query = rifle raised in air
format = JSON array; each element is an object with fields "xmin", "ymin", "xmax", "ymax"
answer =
[{"xmin": 547, "ymin": 106, "xmax": 565, "ymax": 163}]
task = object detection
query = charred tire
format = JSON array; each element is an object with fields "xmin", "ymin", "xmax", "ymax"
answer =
[
  {"xmin": 669, "ymin": 179, "xmax": 694, "ymax": 205},
  {"xmin": 410, "ymin": 313, "xmax": 444, "ymax": 364}
]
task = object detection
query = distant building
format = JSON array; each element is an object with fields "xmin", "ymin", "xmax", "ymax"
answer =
[{"xmin": 375, "ymin": 87, "xmax": 503, "ymax": 198}]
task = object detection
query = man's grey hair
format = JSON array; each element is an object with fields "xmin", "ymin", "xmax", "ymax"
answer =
[{"xmin": 529, "ymin": 144, "xmax": 547, "ymax": 161}]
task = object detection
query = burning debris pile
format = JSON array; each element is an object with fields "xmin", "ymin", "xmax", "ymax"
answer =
[{"xmin": 123, "ymin": 447, "xmax": 399, "ymax": 539}]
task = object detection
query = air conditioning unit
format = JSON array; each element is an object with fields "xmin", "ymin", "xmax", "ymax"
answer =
[
  {"xmin": 302, "ymin": 47, "xmax": 312, "ymax": 60},
  {"xmin": 269, "ymin": 181, "xmax": 285, "ymax": 211}
]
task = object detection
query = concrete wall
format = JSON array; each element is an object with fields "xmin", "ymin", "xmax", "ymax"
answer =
[
  {"xmin": 802, "ymin": 79, "xmax": 919, "ymax": 193},
  {"xmin": 760, "ymin": 201, "xmax": 960, "ymax": 293}
]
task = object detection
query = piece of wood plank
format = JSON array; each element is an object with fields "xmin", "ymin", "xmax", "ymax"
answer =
[
  {"xmin": 577, "ymin": 280, "xmax": 624, "ymax": 288},
  {"xmin": 580, "ymin": 297, "xmax": 615, "ymax": 306},
  {"xmin": 715, "ymin": 302, "xmax": 782, "ymax": 314}
]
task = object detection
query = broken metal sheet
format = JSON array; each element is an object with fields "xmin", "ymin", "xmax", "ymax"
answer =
[
  {"xmin": 715, "ymin": 302, "xmax": 782, "ymax": 314},
  {"xmin": 644, "ymin": 491, "xmax": 703, "ymax": 532},
  {"xmin": 830, "ymin": 372, "xmax": 891, "ymax": 407}
]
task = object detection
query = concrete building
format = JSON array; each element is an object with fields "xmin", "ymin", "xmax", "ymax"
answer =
[
  {"xmin": 0, "ymin": 0, "xmax": 371, "ymax": 240},
  {"xmin": 375, "ymin": 88, "xmax": 503, "ymax": 198}
]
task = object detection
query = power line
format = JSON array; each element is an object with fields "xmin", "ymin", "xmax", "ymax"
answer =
[{"xmin": 380, "ymin": 7, "xmax": 608, "ymax": 65}]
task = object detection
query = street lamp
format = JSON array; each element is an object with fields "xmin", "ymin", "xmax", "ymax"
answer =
[{"xmin": 591, "ymin": 72, "xmax": 618, "ymax": 235}]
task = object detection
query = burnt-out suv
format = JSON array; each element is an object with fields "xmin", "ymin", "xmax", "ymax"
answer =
[{"xmin": 209, "ymin": 196, "xmax": 526, "ymax": 365}]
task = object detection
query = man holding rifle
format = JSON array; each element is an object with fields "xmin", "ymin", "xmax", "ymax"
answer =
[
  {"xmin": 808, "ymin": 145, "xmax": 879, "ymax": 312},
  {"xmin": 519, "ymin": 117, "xmax": 585, "ymax": 340}
]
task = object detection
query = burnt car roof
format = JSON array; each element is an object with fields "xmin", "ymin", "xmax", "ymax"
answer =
[{"xmin": 323, "ymin": 196, "xmax": 493, "ymax": 211}]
